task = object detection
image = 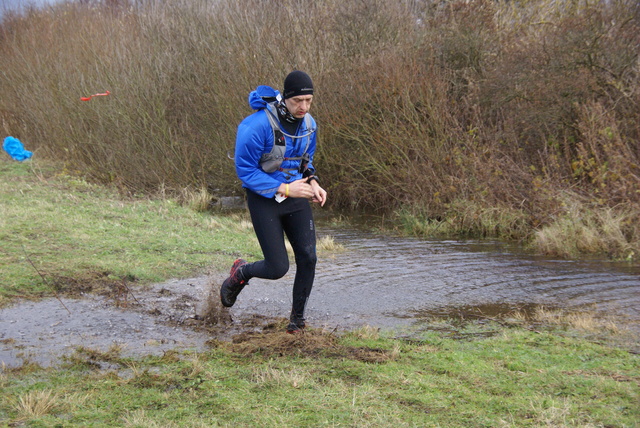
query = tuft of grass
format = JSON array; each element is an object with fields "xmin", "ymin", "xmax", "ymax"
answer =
[
  {"xmin": 123, "ymin": 409, "xmax": 172, "ymax": 428},
  {"xmin": 12, "ymin": 389, "xmax": 60, "ymax": 420},
  {"xmin": 317, "ymin": 234, "xmax": 344, "ymax": 253},
  {"xmin": 0, "ymin": 362, "xmax": 6, "ymax": 386},
  {"xmin": 180, "ymin": 186, "xmax": 215, "ymax": 213},
  {"xmin": 530, "ymin": 306, "xmax": 621, "ymax": 334},
  {"xmin": 252, "ymin": 364, "xmax": 308, "ymax": 389},
  {"xmin": 533, "ymin": 193, "xmax": 637, "ymax": 260},
  {"xmin": 351, "ymin": 324, "xmax": 381, "ymax": 340}
]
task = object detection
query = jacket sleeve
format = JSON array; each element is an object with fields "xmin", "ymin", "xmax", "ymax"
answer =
[{"xmin": 234, "ymin": 114, "xmax": 283, "ymax": 198}]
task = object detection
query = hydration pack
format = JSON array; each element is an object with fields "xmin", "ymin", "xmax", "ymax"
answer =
[{"xmin": 259, "ymin": 100, "xmax": 315, "ymax": 178}]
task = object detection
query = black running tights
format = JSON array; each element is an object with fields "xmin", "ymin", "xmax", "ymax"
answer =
[{"xmin": 242, "ymin": 189, "xmax": 317, "ymax": 321}]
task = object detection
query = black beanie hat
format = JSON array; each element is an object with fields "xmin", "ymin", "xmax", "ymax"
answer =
[{"xmin": 283, "ymin": 70, "xmax": 314, "ymax": 99}]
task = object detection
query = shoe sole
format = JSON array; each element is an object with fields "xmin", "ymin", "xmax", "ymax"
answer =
[{"xmin": 220, "ymin": 278, "xmax": 235, "ymax": 307}]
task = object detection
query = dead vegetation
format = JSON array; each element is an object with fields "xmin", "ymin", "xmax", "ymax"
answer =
[
  {"xmin": 224, "ymin": 325, "xmax": 396, "ymax": 364},
  {"xmin": 198, "ymin": 276, "xmax": 393, "ymax": 363},
  {"xmin": 1, "ymin": 0, "xmax": 638, "ymax": 258},
  {"xmin": 31, "ymin": 270, "xmax": 141, "ymax": 308}
]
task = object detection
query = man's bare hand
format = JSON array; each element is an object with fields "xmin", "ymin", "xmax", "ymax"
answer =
[
  {"xmin": 309, "ymin": 180, "xmax": 327, "ymax": 206},
  {"xmin": 278, "ymin": 179, "xmax": 327, "ymax": 206}
]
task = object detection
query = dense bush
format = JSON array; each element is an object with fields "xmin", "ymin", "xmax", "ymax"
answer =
[{"xmin": 1, "ymin": 0, "xmax": 638, "ymax": 259}]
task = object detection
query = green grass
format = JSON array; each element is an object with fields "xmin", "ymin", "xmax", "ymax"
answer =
[
  {"xmin": 1, "ymin": 158, "xmax": 638, "ymax": 427},
  {"xmin": 0, "ymin": 158, "xmax": 261, "ymax": 302},
  {"xmin": 1, "ymin": 326, "xmax": 638, "ymax": 427}
]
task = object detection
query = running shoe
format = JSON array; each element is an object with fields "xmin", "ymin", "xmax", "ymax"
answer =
[
  {"xmin": 220, "ymin": 259, "xmax": 248, "ymax": 307},
  {"xmin": 286, "ymin": 317, "xmax": 306, "ymax": 334}
]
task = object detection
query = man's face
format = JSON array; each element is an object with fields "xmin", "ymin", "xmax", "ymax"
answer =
[{"xmin": 284, "ymin": 95, "xmax": 313, "ymax": 119}]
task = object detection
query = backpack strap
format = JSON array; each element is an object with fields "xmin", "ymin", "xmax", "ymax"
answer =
[
  {"xmin": 260, "ymin": 103, "xmax": 315, "ymax": 177},
  {"xmin": 265, "ymin": 109, "xmax": 286, "ymax": 150}
]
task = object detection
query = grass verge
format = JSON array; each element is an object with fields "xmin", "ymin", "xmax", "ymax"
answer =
[{"xmin": 0, "ymin": 157, "xmax": 263, "ymax": 304}]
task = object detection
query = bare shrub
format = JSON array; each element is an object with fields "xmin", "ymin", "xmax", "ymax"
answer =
[
  {"xmin": 484, "ymin": 0, "xmax": 640, "ymax": 172},
  {"xmin": 573, "ymin": 102, "xmax": 640, "ymax": 207},
  {"xmin": 1, "ymin": 0, "xmax": 638, "ymax": 257}
]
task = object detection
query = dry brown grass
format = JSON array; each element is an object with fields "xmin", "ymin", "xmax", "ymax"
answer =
[
  {"xmin": 0, "ymin": 362, "xmax": 7, "ymax": 385},
  {"xmin": 227, "ymin": 325, "xmax": 396, "ymax": 364},
  {"xmin": 181, "ymin": 187, "xmax": 215, "ymax": 213},
  {"xmin": 1, "ymin": 0, "xmax": 638, "ymax": 258},
  {"xmin": 317, "ymin": 235, "xmax": 344, "ymax": 253},
  {"xmin": 12, "ymin": 389, "xmax": 60, "ymax": 420},
  {"xmin": 512, "ymin": 305, "xmax": 625, "ymax": 335},
  {"xmin": 533, "ymin": 192, "xmax": 637, "ymax": 259}
]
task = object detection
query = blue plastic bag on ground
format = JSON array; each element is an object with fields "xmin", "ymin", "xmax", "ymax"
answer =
[{"xmin": 3, "ymin": 136, "xmax": 33, "ymax": 161}]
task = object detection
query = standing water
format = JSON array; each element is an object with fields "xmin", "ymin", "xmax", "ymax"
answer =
[
  {"xmin": 236, "ymin": 226, "xmax": 640, "ymax": 332},
  {"xmin": 2, "ymin": 225, "xmax": 638, "ymax": 367}
]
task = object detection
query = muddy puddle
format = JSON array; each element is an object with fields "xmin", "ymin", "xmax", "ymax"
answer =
[
  {"xmin": 2, "ymin": 226, "xmax": 639, "ymax": 367},
  {"xmin": 1, "ymin": 276, "xmax": 211, "ymax": 368}
]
